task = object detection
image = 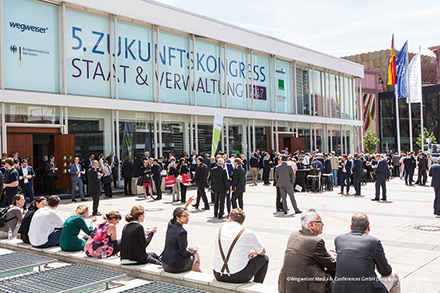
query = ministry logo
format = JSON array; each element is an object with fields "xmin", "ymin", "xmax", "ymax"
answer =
[{"xmin": 10, "ymin": 45, "xmax": 17, "ymax": 53}]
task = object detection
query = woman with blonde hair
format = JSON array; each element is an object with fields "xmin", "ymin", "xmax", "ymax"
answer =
[
  {"xmin": 120, "ymin": 205, "xmax": 161, "ymax": 265},
  {"xmin": 60, "ymin": 205, "xmax": 97, "ymax": 251},
  {"xmin": 85, "ymin": 210, "xmax": 122, "ymax": 258}
]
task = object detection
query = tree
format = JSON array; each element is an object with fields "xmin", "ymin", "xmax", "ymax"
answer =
[
  {"xmin": 363, "ymin": 131, "xmax": 380, "ymax": 154},
  {"xmin": 416, "ymin": 127, "xmax": 437, "ymax": 149}
]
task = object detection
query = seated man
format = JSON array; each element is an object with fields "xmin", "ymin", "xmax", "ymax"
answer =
[
  {"xmin": 278, "ymin": 209, "xmax": 336, "ymax": 293},
  {"xmin": 333, "ymin": 213, "xmax": 400, "ymax": 293},
  {"xmin": 214, "ymin": 208, "xmax": 269, "ymax": 284},
  {"xmin": 28, "ymin": 195, "xmax": 64, "ymax": 248}
]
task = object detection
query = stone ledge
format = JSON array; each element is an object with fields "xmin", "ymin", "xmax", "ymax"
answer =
[{"xmin": 0, "ymin": 239, "xmax": 277, "ymax": 293}]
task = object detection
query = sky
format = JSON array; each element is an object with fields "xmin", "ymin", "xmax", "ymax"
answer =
[{"xmin": 152, "ymin": 0, "xmax": 440, "ymax": 58}]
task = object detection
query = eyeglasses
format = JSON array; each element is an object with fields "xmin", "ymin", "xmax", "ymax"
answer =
[
  {"xmin": 181, "ymin": 214, "xmax": 189, "ymax": 218},
  {"xmin": 312, "ymin": 220, "xmax": 323, "ymax": 224}
]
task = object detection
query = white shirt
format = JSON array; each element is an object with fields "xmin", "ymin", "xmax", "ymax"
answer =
[
  {"xmin": 22, "ymin": 167, "xmax": 29, "ymax": 184},
  {"xmin": 214, "ymin": 221, "xmax": 264, "ymax": 274},
  {"xmin": 28, "ymin": 206, "xmax": 64, "ymax": 246}
]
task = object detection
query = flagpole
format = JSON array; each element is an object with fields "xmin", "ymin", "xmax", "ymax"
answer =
[
  {"xmin": 407, "ymin": 41, "xmax": 413, "ymax": 152},
  {"xmin": 419, "ymin": 46, "xmax": 424, "ymax": 151},
  {"xmin": 395, "ymin": 89, "xmax": 401, "ymax": 155}
]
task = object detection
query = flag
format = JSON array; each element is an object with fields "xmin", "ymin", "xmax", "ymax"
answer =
[
  {"xmin": 211, "ymin": 112, "xmax": 224, "ymax": 156},
  {"xmin": 408, "ymin": 51, "xmax": 422, "ymax": 103},
  {"xmin": 395, "ymin": 41, "xmax": 408, "ymax": 98},
  {"xmin": 122, "ymin": 121, "xmax": 135, "ymax": 160},
  {"xmin": 387, "ymin": 35, "xmax": 396, "ymax": 85}
]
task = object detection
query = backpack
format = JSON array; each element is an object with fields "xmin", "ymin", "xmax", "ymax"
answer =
[{"xmin": 0, "ymin": 206, "xmax": 13, "ymax": 228}]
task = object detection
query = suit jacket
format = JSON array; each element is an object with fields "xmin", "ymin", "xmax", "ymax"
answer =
[
  {"xmin": 275, "ymin": 162, "xmax": 295, "ymax": 187},
  {"xmin": 151, "ymin": 164, "xmax": 162, "ymax": 181},
  {"xmin": 44, "ymin": 161, "xmax": 58, "ymax": 177},
  {"xmin": 191, "ymin": 163, "xmax": 208, "ymax": 187},
  {"xmin": 404, "ymin": 156, "xmax": 415, "ymax": 170},
  {"xmin": 418, "ymin": 156, "xmax": 428, "ymax": 172},
  {"xmin": 210, "ymin": 165, "xmax": 229, "ymax": 193},
  {"xmin": 87, "ymin": 167, "xmax": 101, "ymax": 193},
  {"xmin": 341, "ymin": 160, "xmax": 352, "ymax": 175},
  {"xmin": 231, "ymin": 165, "xmax": 246, "ymax": 193},
  {"xmin": 161, "ymin": 221, "xmax": 193, "ymax": 269},
  {"xmin": 430, "ymin": 164, "xmax": 440, "ymax": 188},
  {"xmin": 278, "ymin": 228, "xmax": 336, "ymax": 293},
  {"xmin": 121, "ymin": 160, "xmax": 134, "ymax": 178},
  {"xmin": 69, "ymin": 163, "xmax": 83, "ymax": 182},
  {"xmin": 376, "ymin": 158, "xmax": 390, "ymax": 181},
  {"xmin": 323, "ymin": 158, "xmax": 332, "ymax": 174},
  {"xmin": 17, "ymin": 166, "xmax": 35, "ymax": 189},
  {"xmin": 120, "ymin": 222, "xmax": 154, "ymax": 264},
  {"xmin": 333, "ymin": 230, "xmax": 392, "ymax": 293},
  {"xmin": 352, "ymin": 158, "xmax": 363, "ymax": 178}
]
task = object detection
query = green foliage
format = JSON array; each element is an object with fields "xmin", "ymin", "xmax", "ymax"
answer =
[
  {"xmin": 363, "ymin": 131, "xmax": 380, "ymax": 154},
  {"xmin": 416, "ymin": 127, "xmax": 437, "ymax": 148}
]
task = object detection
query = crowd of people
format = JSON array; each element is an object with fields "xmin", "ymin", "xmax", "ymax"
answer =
[{"xmin": 0, "ymin": 145, "xmax": 439, "ymax": 292}]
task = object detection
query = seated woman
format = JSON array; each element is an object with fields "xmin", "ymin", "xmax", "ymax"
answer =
[
  {"xmin": 120, "ymin": 205, "xmax": 161, "ymax": 265},
  {"xmin": 60, "ymin": 205, "xmax": 97, "ymax": 251},
  {"xmin": 0, "ymin": 194, "xmax": 25, "ymax": 238},
  {"xmin": 85, "ymin": 211, "xmax": 122, "ymax": 258},
  {"xmin": 18, "ymin": 196, "xmax": 47, "ymax": 243},
  {"xmin": 161, "ymin": 197, "xmax": 201, "ymax": 273}
]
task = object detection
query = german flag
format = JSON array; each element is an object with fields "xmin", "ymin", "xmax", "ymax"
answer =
[{"xmin": 387, "ymin": 35, "xmax": 396, "ymax": 85}]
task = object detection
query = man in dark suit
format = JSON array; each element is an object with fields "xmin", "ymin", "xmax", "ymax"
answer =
[
  {"xmin": 404, "ymin": 152, "xmax": 416, "ymax": 185},
  {"xmin": 191, "ymin": 157, "xmax": 209, "ymax": 210},
  {"xmin": 417, "ymin": 153, "xmax": 428, "ymax": 186},
  {"xmin": 69, "ymin": 157, "xmax": 86, "ymax": 202},
  {"xmin": 333, "ymin": 213, "xmax": 400, "ymax": 292},
  {"xmin": 17, "ymin": 159, "xmax": 35, "ymax": 208},
  {"xmin": 352, "ymin": 154, "xmax": 364, "ymax": 196},
  {"xmin": 429, "ymin": 157, "xmax": 440, "ymax": 216},
  {"xmin": 372, "ymin": 154, "xmax": 390, "ymax": 201},
  {"xmin": 278, "ymin": 209, "xmax": 336, "ymax": 292},
  {"xmin": 210, "ymin": 158, "xmax": 229, "ymax": 219},
  {"xmin": 87, "ymin": 160, "xmax": 102, "ymax": 216},
  {"xmin": 151, "ymin": 159, "xmax": 162, "ymax": 200},
  {"xmin": 231, "ymin": 158, "xmax": 246, "ymax": 210},
  {"xmin": 338, "ymin": 155, "xmax": 352, "ymax": 195},
  {"xmin": 275, "ymin": 155, "xmax": 302, "ymax": 215}
]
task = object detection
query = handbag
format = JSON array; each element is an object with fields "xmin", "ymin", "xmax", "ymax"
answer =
[
  {"xmin": 165, "ymin": 175, "xmax": 176, "ymax": 186},
  {"xmin": 136, "ymin": 177, "xmax": 143, "ymax": 186},
  {"xmin": 102, "ymin": 175, "xmax": 112, "ymax": 184}
]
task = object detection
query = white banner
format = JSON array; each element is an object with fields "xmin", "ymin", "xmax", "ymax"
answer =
[{"xmin": 408, "ymin": 52, "xmax": 422, "ymax": 103}]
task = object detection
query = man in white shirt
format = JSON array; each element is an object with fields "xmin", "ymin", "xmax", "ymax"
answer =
[
  {"xmin": 214, "ymin": 208, "xmax": 269, "ymax": 283},
  {"xmin": 28, "ymin": 195, "xmax": 64, "ymax": 248}
]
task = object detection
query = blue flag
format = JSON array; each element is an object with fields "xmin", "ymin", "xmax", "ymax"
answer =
[{"xmin": 395, "ymin": 41, "xmax": 408, "ymax": 98}]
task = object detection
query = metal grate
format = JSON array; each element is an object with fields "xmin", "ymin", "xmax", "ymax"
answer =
[
  {"xmin": 0, "ymin": 264, "xmax": 125, "ymax": 293},
  {"xmin": 0, "ymin": 251, "xmax": 56, "ymax": 274},
  {"xmin": 120, "ymin": 281, "xmax": 208, "ymax": 293}
]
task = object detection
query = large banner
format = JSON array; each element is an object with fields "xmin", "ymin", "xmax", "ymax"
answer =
[
  {"xmin": 3, "ymin": 0, "xmax": 59, "ymax": 92},
  {"xmin": 211, "ymin": 112, "xmax": 224, "ymax": 156}
]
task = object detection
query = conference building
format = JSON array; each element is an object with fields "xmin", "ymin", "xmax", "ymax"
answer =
[{"xmin": 0, "ymin": 0, "xmax": 363, "ymax": 190}]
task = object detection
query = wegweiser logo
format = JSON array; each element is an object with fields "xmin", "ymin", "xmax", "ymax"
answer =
[{"xmin": 9, "ymin": 21, "xmax": 48, "ymax": 34}]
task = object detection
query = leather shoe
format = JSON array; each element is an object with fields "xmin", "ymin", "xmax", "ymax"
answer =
[
  {"xmin": 93, "ymin": 212, "xmax": 102, "ymax": 216},
  {"xmin": 192, "ymin": 204, "xmax": 198, "ymax": 209},
  {"xmin": 72, "ymin": 199, "xmax": 77, "ymax": 202},
  {"xmin": 295, "ymin": 210, "xmax": 303, "ymax": 214},
  {"xmin": 381, "ymin": 198, "xmax": 387, "ymax": 201},
  {"xmin": 371, "ymin": 198, "xmax": 380, "ymax": 201},
  {"xmin": 284, "ymin": 211, "xmax": 288, "ymax": 214},
  {"xmin": 202, "ymin": 207, "xmax": 210, "ymax": 211},
  {"xmin": 81, "ymin": 198, "xmax": 88, "ymax": 202}
]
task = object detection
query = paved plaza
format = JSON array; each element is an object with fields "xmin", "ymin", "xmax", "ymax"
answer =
[{"xmin": 54, "ymin": 177, "xmax": 440, "ymax": 292}]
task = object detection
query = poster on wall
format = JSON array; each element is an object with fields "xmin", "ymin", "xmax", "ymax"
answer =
[{"xmin": 3, "ymin": 0, "xmax": 59, "ymax": 92}]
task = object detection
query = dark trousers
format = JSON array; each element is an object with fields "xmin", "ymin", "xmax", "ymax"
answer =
[
  {"xmin": 111, "ymin": 240, "xmax": 121, "ymax": 256},
  {"xmin": 180, "ymin": 183, "xmax": 187, "ymax": 203},
  {"xmin": 46, "ymin": 176, "xmax": 56, "ymax": 195},
  {"xmin": 36, "ymin": 229, "xmax": 61, "ymax": 248},
  {"xmin": 405, "ymin": 169, "xmax": 414, "ymax": 185},
  {"xmin": 340, "ymin": 173, "xmax": 350, "ymax": 193},
  {"xmin": 375, "ymin": 179, "xmax": 387, "ymax": 200},
  {"xmin": 226, "ymin": 187, "xmax": 231, "ymax": 214},
  {"xmin": 91, "ymin": 191, "xmax": 100, "ymax": 215},
  {"xmin": 214, "ymin": 255, "xmax": 269, "ymax": 284},
  {"xmin": 231, "ymin": 191, "xmax": 244, "ymax": 210},
  {"xmin": 124, "ymin": 177, "xmax": 132, "ymax": 195},
  {"xmin": 276, "ymin": 186, "xmax": 282, "ymax": 211},
  {"xmin": 103, "ymin": 182, "xmax": 112, "ymax": 198},
  {"xmin": 393, "ymin": 166, "xmax": 400, "ymax": 177},
  {"xmin": 353, "ymin": 175, "xmax": 362, "ymax": 195},
  {"xmin": 195, "ymin": 186, "xmax": 209, "ymax": 209},
  {"xmin": 154, "ymin": 180, "xmax": 162, "ymax": 199},
  {"xmin": 263, "ymin": 169, "xmax": 270, "ymax": 184},
  {"xmin": 417, "ymin": 170, "xmax": 427, "ymax": 185},
  {"xmin": 213, "ymin": 191, "xmax": 226, "ymax": 217},
  {"xmin": 112, "ymin": 168, "xmax": 118, "ymax": 187},
  {"xmin": 22, "ymin": 184, "xmax": 35, "ymax": 207},
  {"xmin": 434, "ymin": 187, "xmax": 440, "ymax": 215}
]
